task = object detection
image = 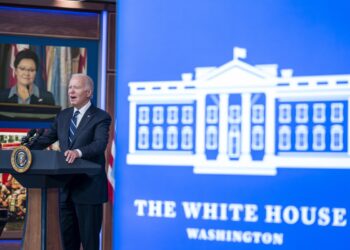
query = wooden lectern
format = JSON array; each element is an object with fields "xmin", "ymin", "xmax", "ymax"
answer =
[{"xmin": 0, "ymin": 150, "xmax": 101, "ymax": 250}]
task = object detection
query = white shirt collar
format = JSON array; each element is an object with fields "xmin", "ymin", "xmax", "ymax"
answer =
[{"xmin": 74, "ymin": 101, "xmax": 91, "ymax": 117}]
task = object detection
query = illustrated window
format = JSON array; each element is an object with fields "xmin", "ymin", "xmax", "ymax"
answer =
[
  {"xmin": 182, "ymin": 106, "xmax": 194, "ymax": 124},
  {"xmin": 252, "ymin": 105, "xmax": 264, "ymax": 124},
  {"xmin": 228, "ymin": 105, "xmax": 241, "ymax": 124},
  {"xmin": 153, "ymin": 106, "xmax": 164, "ymax": 124},
  {"xmin": 313, "ymin": 103, "xmax": 326, "ymax": 123},
  {"xmin": 138, "ymin": 126, "xmax": 149, "ymax": 149},
  {"xmin": 295, "ymin": 125, "xmax": 308, "ymax": 150},
  {"xmin": 167, "ymin": 106, "xmax": 178, "ymax": 124},
  {"xmin": 181, "ymin": 126, "xmax": 193, "ymax": 150},
  {"xmin": 206, "ymin": 125, "xmax": 218, "ymax": 150},
  {"xmin": 228, "ymin": 125, "xmax": 240, "ymax": 158},
  {"xmin": 152, "ymin": 126, "xmax": 163, "ymax": 149},
  {"xmin": 312, "ymin": 125, "xmax": 326, "ymax": 151},
  {"xmin": 138, "ymin": 106, "xmax": 150, "ymax": 124},
  {"xmin": 331, "ymin": 103, "xmax": 344, "ymax": 123},
  {"xmin": 206, "ymin": 105, "xmax": 218, "ymax": 124},
  {"xmin": 278, "ymin": 125, "xmax": 291, "ymax": 150},
  {"xmin": 331, "ymin": 125, "xmax": 343, "ymax": 151},
  {"xmin": 251, "ymin": 125, "xmax": 264, "ymax": 150},
  {"xmin": 296, "ymin": 104, "xmax": 308, "ymax": 123},
  {"xmin": 278, "ymin": 104, "xmax": 291, "ymax": 123},
  {"xmin": 167, "ymin": 126, "xmax": 178, "ymax": 149}
]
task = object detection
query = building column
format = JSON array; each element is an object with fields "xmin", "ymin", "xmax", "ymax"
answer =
[
  {"xmin": 195, "ymin": 93, "xmax": 206, "ymax": 162},
  {"xmin": 218, "ymin": 93, "xmax": 229, "ymax": 162},
  {"xmin": 264, "ymin": 91, "xmax": 276, "ymax": 161},
  {"xmin": 240, "ymin": 92, "xmax": 251, "ymax": 162},
  {"xmin": 129, "ymin": 101, "xmax": 137, "ymax": 154}
]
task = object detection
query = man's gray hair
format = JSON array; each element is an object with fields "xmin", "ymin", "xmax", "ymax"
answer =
[{"xmin": 71, "ymin": 73, "xmax": 94, "ymax": 93}]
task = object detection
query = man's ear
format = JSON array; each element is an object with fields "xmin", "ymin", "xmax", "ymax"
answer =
[{"xmin": 87, "ymin": 89, "xmax": 93, "ymax": 98}]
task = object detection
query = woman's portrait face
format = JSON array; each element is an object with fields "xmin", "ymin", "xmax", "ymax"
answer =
[{"xmin": 14, "ymin": 58, "xmax": 36, "ymax": 87}]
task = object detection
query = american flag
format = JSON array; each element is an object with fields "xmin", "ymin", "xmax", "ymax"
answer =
[
  {"xmin": 107, "ymin": 129, "xmax": 115, "ymax": 203},
  {"xmin": 78, "ymin": 48, "xmax": 87, "ymax": 74}
]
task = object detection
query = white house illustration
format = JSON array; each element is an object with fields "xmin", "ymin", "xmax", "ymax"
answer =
[{"xmin": 127, "ymin": 47, "xmax": 350, "ymax": 175}]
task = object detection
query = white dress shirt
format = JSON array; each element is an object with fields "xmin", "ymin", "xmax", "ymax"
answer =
[
  {"xmin": 74, "ymin": 101, "xmax": 91, "ymax": 127},
  {"xmin": 73, "ymin": 101, "xmax": 92, "ymax": 157}
]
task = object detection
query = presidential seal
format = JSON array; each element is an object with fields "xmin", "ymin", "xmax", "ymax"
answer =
[{"xmin": 11, "ymin": 145, "xmax": 32, "ymax": 173}]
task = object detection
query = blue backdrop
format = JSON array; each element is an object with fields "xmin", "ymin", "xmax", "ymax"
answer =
[{"xmin": 114, "ymin": 1, "xmax": 350, "ymax": 249}]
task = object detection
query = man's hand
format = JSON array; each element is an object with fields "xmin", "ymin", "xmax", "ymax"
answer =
[{"xmin": 64, "ymin": 150, "xmax": 80, "ymax": 164}]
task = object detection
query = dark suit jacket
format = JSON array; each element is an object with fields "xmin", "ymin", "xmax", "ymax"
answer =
[
  {"xmin": 0, "ymin": 88, "xmax": 55, "ymax": 105},
  {"xmin": 31, "ymin": 105, "xmax": 112, "ymax": 204}
]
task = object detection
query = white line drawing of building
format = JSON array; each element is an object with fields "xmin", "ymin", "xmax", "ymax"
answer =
[{"xmin": 127, "ymin": 47, "xmax": 350, "ymax": 175}]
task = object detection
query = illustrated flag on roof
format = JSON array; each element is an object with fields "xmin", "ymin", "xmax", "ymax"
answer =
[{"xmin": 233, "ymin": 46, "xmax": 247, "ymax": 60}]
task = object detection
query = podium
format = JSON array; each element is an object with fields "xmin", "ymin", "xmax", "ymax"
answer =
[{"xmin": 0, "ymin": 150, "xmax": 101, "ymax": 250}]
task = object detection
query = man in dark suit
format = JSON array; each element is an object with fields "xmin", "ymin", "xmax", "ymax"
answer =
[{"xmin": 31, "ymin": 73, "xmax": 111, "ymax": 250}]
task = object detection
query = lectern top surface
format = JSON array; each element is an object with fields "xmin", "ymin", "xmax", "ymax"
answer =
[{"xmin": 0, "ymin": 150, "xmax": 100, "ymax": 175}]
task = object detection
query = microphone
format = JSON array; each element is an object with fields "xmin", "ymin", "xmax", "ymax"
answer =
[
  {"xmin": 31, "ymin": 129, "xmax": 45, "ymax": 141},
  {"xmin": 27, "ymin": 129, "xmax": 45, "ymax": 148},
  {"xmin": 21, "ymin": 129, "xmax": 36, "ymax": 146}
]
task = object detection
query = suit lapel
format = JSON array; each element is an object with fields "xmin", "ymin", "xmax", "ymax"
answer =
[
  {"xmin": 8, "ymin": 95, "xmax": 18, "ymax": 103},
  {"xmin": 30, "ymin": 95, "xmax": 39, "ymax": 104}
]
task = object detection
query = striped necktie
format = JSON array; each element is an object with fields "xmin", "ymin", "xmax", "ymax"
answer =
[{"xmin": 68, "ymin": 110, "xmax": 80, "ymax": 146}]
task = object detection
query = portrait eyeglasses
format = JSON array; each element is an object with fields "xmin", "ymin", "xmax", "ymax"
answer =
[{"xmin": 17, "ymin": 67, "xmax": 36, "ymax": 73}]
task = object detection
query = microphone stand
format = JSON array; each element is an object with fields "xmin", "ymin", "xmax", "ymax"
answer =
[{"xmin": 21, "ymin": 129, "xmax": 37, "ymax": 147}]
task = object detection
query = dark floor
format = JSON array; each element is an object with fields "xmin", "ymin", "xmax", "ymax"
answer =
[
  {"xmin": 0, "ymin": 240, "xmax": 21, "ymax": 250},
  {"xmin": 0, "ymin": 219, "xmax": 23, "ymax": 250}
]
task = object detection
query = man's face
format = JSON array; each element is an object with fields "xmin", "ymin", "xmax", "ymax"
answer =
[
  {"xmin": 15, "ymin": 59, "xmax": 37, "ymax": 88},
  {"xmin": 68, "ymin": 76, "xmax": 92, "ymax": 109}
]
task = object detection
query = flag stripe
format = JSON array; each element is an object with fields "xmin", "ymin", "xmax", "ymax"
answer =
[
  {"xmin": 107, "ymin": 127, "xmax": 116, "ymax": 203},
  {"xmin": 107, "ymin": 140, "xmax": 115, "ymax": 189}
]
